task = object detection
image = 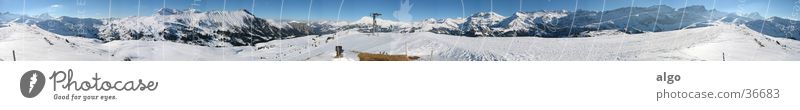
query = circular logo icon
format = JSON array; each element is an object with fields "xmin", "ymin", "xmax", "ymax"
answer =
[{"xmin": 20, "ymin": 70, "xmax": 45, "ymax": 98}]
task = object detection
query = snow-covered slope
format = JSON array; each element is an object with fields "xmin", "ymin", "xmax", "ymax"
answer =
[
  {"xmin": 2, "ymin": 21, "xmax": 798, "ymax": 61},
  {"xmin": 0, "ymin": 23, "xmax": 256, "ymax": 61},
  {"xmin": 264, "ymin": 23, "xmax": 800, "ymax": 61},
  {"xmin": 678, "ymin": 24, "xmax": 799, "ymax": 61},
  {"xmin": 0, "ymin": 23, "xmax": 109, "ymax": 61}
]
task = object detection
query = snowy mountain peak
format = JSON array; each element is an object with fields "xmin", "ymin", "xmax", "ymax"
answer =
[
  {"xmin": 459, "ymin": 12, "xmax": 508, "ymax": 36},
  {"xmin": 745, "ymin": 16, "xmax": 800, "ymax": 40},
  {"xmin": 155, "ymin": 8, "xmax": 212, "ymax": 16},
  {"xmin": 500, "ymin": 11, "xmax": 568, "ymax": 30},
  {"xmin": 469, "ymin": 12, "xmax": 505, "ymax": 20},
  {"xmin": 677, "ymin": 5, "xmax": 707, "ymax": 12},
  {"xmin": 423, "ymin": 18, "xmax": 438, "ymax": 22},
  {"xmin": 93, "ymin": 8, "xmax": 313, "ymax": 47},
  {"xmin": 647, "ymin": 5, "xmax": 675, "ymax": 11},
  {"xmin": 352, "ymin": 16, "xmax": 409, "ymax": 27},
  {"xmin": 766, "ymin": 16, "xmax": 786, "ymax": 21},
  {"xmin": 741, "ymin": 12, "xmax": 764, "ymax": 20},
  {"xmin": 416, "ymin": 18, "xmax": 465, "ymax": 34},
  {"xmin": 354, "ymin": 16, "xmax": 380, "ymax": 24},
  {"xmin": 35, "ymin": 13, "xmax": 53, "ymax": 20},
  {"xmin": 511, "ymin": 10, "xmax": 568, "ymax": 18},
  {"xmin": 155, "ymin": 8, "xmax": 257, "ymax": 17},
  {"xmin": 465, "ymin": 12, "xmax": 507, "ymax": 25},
  {"xmin": 239, "ymin": 9, "xmax": 254, "ymax": 16},
  {"xmin": 206, "ymin": 9, "xmax": 255, "ymax": 16},
  {"xmin": 155, "ymin": 8, "xmax": 182, "ymax": 15}
]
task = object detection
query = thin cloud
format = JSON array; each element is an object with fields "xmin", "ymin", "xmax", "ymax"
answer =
[{"xmin": 50, "ymin": 4, "xmax": 62, "ymax": 8}]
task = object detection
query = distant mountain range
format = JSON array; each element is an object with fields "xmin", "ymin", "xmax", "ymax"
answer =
[{"xmin": 1, "ymin": 5, "xmax": 798, "ymax": 47}]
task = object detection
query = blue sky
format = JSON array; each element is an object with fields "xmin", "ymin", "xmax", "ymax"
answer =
[{"xmin": 1, "ymin": 0, "xmax": 798, "ymax": 21}]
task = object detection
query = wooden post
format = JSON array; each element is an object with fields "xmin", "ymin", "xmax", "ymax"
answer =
[
  {"xmin": 430, "ymin": 50, "xmax": 434, "ymax": 61},
  {"xmin": 722, "ymin": 52, "xmax": 726, "ymax": 61}
]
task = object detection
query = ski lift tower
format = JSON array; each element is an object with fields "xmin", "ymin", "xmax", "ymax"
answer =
[{"xmin": 370, "ymin": 13, "xmax": 382, "ymax": 35}]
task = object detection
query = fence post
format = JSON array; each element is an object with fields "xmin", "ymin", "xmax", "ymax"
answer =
[
  {"xmin": 722, "ymin": 52, "xmax": 726, "ymax": 61},
  {"xmin": 12, "ymin": 50, "xmax": 16, "ymax": 61}
]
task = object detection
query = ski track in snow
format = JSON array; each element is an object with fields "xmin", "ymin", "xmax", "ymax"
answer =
[{"xmin": 1, "ymin": 23, "xmax": 798, "ymax": 61}]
